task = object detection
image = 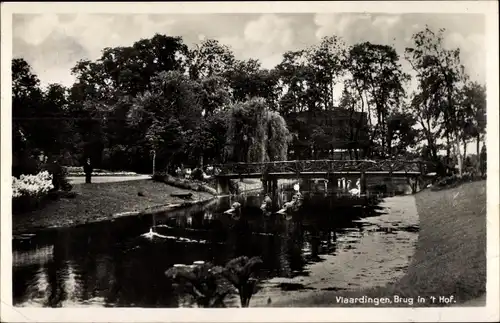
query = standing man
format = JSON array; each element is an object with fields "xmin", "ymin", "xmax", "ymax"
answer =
[{"xmin": 84, "ymin": 158, "xmax": 93, "ymax": 184}]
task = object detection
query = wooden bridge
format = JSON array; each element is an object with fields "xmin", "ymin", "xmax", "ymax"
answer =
[{"xmin": 213, "ymin": 159, "xmax": 434, "ymax": 195}]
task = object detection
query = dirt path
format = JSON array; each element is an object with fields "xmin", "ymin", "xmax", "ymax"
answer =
[{"xmin": 67, "ymin": 175, "xmax": 151, "ymax": 185}]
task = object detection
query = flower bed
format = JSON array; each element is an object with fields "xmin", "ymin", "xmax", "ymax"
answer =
[
  {"xmin": 64, "ymin": 167, "xmax": 138, "ymax": 177},
  {"xmin": 12, "ymin": 171, "xmax": 54, "ymax": 214},
  {"xmin": 67, "ymin": 171, "xmax": 139, "ymax": 177}
]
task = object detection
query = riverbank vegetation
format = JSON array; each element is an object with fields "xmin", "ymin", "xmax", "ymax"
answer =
[
  {"xmin": 153, "ymin": 173, "xmax": 218, "ymax": 195},
  {"xmin": 12, "ymin": 179, "xmax": 214, "ymax": 235},
  {"xmin": 270, "ymin": 180, "xmax": 486, "ymax": 307}
]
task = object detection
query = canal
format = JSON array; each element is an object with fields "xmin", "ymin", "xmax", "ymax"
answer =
[{"xmin": 12, "ymin": 189, "xmax": 420, "ymax": 307}]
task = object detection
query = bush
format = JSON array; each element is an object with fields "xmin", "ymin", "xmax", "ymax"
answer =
[
  {"xmin": 431, "ymin": 171, "xmax": 485, "ymax": 191},
  {"xmin": 165, "ymin": 256, "xmax": 263, "ymax": 308},
  {"xmin": 12, "ymin": 171, "xmax": 54, "ymax": 214},
  {"xmin": 191, "ymin": 168, "xmax": 204, "ymax": 181},
  {"xmin": 153, "ymin": 173, "xmax": 218, "ymax": 195},
  {"xmin": 42, "ymin": 162, "xmax": 72, "ymax": 192},
  {"xmin": 12, "ymin": 171, "xmax": 53, "ymax": 198}
]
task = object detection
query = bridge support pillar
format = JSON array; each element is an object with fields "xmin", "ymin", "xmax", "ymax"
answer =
[
  {"xmin": 261, "ymin": 178, "xmax": 268, "ymax": 194},
  {"xmin": 329, "ymin": 174, "xmax": 337, "ymax": 192},
  {"xmin": 271, "ymin": 178, "xmax": 278, "ymax": 210},
  {"xmin": 415, "ymin": 177, "xmax": 421, "ymax": 193},
  {"xmin": 360, "ymin": 172, "xmax": 367, "ymax": 195},
  {"xmin": 216, "ymin": 178, "xmax": 231, "ymax": 195}
]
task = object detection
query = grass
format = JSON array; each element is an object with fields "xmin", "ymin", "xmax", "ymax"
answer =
[
  {"xmin": 12, "ymin": 179, "xmax": 215, "ymax": 235},
  {"xmin": 271, "ymin": 180, "xmax": 487, "ymax": 307}
]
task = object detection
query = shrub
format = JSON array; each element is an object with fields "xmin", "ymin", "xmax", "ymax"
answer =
[
  {"xmin": 431, "ymin": 171, "xmax": 485, "ymax": 191},
  {"xmin": 165, "ymin": 262, "xmax": 233, "ymax": 308},
  {"xmin": 42, "ymin": 162, "xmax": 72, "ymax": 192},
  {"xmin": 153, "ymin": 173, "xmax": 218, "ymax": 195},
  {"xmin": 12, "ymin": 171, "xmax": 54, "ymax": 198},
  {"xmin": 165, "ymin": 256, "xmax": 263, "ymax": 308},
  {"xmin": 191, "ymin": 168, "xmax": 204, "ymax": 181},
  {"xmin": 222, "ymin": 256, "xmax": 263, "ymax": 307},
  {"xmin": 12, "ymin": 171, "xmax": 54, "ymax": 214}
]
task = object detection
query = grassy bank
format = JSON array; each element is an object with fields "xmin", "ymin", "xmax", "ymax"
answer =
[
  {"xmin": 271, "ymin": 180, "xmax": 486, "ymax": 307},
  {"xmin": 12, "ymin": 179, "xmax": 215, "ymax": 235}
]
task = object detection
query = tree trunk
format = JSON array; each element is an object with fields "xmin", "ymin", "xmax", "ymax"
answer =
[
  {"xmin": 476, "ymin": 134, "xmax": 481, "ymax": 173},
  {"xmin": 387, "ymin": 135, "xmax": 392, "ymax": 159},
  {"xmin": 462, "ymin": 140, "xmax": 467, "ymax": 169},
  {"xmin": 446, "ymin": 134, "xmax": 451, "ymax": 159},
  {"xmin": 453, "ymin": 135, "xmax": 463, "ymax": 176},
  {"xmin": 199, "ymin": 154, "xmax": 204, "ymax": 169}
]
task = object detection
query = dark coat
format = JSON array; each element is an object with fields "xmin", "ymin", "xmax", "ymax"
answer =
[{"xmin": 83, "ymin": 162, "xmax": 93, "ymax": 174}]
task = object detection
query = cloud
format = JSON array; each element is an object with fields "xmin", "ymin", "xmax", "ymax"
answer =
[
  {"xmin": 244, "ymin": 14, "xmax": 294, "ymax": 48},
  {"xmin": 13, "ymin": 14, "xmax": 179, "ymax": 86},
  {"xmin": 444, "ymin": 32, "xmax": 485, "ymax": 82},
  {"xmin": 11, "ymin": 13, "xmax": 486, "ymax": 88},
  {"xmin": 314, "ymin": 13, "xmax": 398, "ymax": 44}
]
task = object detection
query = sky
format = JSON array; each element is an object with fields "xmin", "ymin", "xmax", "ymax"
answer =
[{"xmin": 12, "ymin": 12, "xmax": 486, "ymax": 92}]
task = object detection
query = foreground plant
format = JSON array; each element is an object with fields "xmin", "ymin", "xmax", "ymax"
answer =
[
  {"xmin": 222, "ymin": 256, "xmax": 263, "ymax": 307},
  {"xmin": 165, "ymin": 256, "xmax": 264, "ymax": 308},
  {"xmin": 165, "ymin": 261, "xmax": 233, "ymax": 308}
]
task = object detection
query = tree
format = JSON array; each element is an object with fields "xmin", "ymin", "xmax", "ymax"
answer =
[
  {"xmin": 187, "ymin": 39, "xmax": 235, "ymax": 80},
  {"xmin": 12, "ymin": 58, "xmax": 44, "ymax": 175},
  {"xmin": 275, "ymin": 50, "xmax": 309, "ymax": 115},
  {"xmin": 405, "ymin": 26, "xmax": 469, "ymax": 175},
  {"xmin": 460, "ymin": 81, "xmax": 486, "ymax": 168},
  {"xmin": 127, "ymin": 71, "xmax": 204, "ymax": 171},
  {"xmin": 346, "ymin": 42, "xmax": 409, "ymax": 158},
  {"xmin": 98, "ymin": 34, "xmax": 189, "ymax": 96},
  {"xmin": 386, "ymin": 111, "xmax": 419, "ymax": 158},
  {"xmin": 225, "ymin": 59, "xmax": 282, "ymax": 110},
  {"xmin": 12, "ymin": 59, "xmax": 75, "ymax": 167},
  {"xmin": 226, "ymin": 97, "xmax": 291, "ymax": 163},
  {"xmin": 305, "ymin": 36, "xmax": 346, "ymax": 110}
]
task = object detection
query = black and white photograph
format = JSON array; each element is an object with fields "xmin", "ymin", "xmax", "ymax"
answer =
[{"xmin": 1, "ymin": 1, "xmax": 499, "ymax": 322}]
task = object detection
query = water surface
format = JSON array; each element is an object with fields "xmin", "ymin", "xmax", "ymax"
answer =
[{"xmin": 13, "ymin": 191, "xmax": 419, "ymax": 307}]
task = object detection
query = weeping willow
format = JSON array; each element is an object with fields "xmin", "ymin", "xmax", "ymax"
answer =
[{"xmin": 226, "ymin": 97, "xmax": 291, "ymax": 163}]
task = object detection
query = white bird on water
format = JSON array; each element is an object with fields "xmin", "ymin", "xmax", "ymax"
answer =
[
  {"xmin": 277, "ymin": 183, "xmax": 302, "ymax": 215},
  {"xmin": 141, "ymin": 227, "xmax": 168, "ymax": 240},
  {"xmin": 348, "ymin": 178, "xmax": 361, "ymax": 197},
  {"xmin": 224, "ymin": 201, "xmax": 242, "ymax": 220},
  {"xmin": 338, "ymin": 178, "xmax": 347, "ymax": 191}
]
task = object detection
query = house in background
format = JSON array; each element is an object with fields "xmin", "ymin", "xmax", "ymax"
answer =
[{"xmin": 285, "ymin": 108, "xmax": 370, "ymax": 160}]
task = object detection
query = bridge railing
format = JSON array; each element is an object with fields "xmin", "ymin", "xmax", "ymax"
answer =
[{"xmin": 213, "ymin": 159, "xmax": 432, "ymax": 176}]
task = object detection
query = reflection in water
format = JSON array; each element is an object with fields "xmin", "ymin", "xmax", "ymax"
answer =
[
  {"xmin": 13, "ymin": 245, "xmax": 54, "ymax": 268},
  {"xmin": 13, "ymin": 191, "xmax": 415, "ymax": 308}
]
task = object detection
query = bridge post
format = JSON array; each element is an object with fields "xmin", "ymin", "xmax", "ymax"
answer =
[
  {"xmin": 389, "ymin": 165, "xmax": 394, "ymax": 196},
  {"xmin": 271, "ymin": 178, "xmax": 278, "ymax": 210},
  {"xmin": 415, "ymin": 176, "xmax": 421, "ymax": 193},
  {"xmin": 360, "ymin": 171, "xmax": 367, "ymax": 195},
  {"xmin": 261, "ymin": 177, "xmax": 270, "ymax": 194},
  {"xmin": 216, "ymin": 177, "xmax": 231, "ymax": 195}
]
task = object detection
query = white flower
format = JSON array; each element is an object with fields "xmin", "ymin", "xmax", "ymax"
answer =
[{"xmin": 12, "ymin": 171, "xmax": 54, "ymax": 198}]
